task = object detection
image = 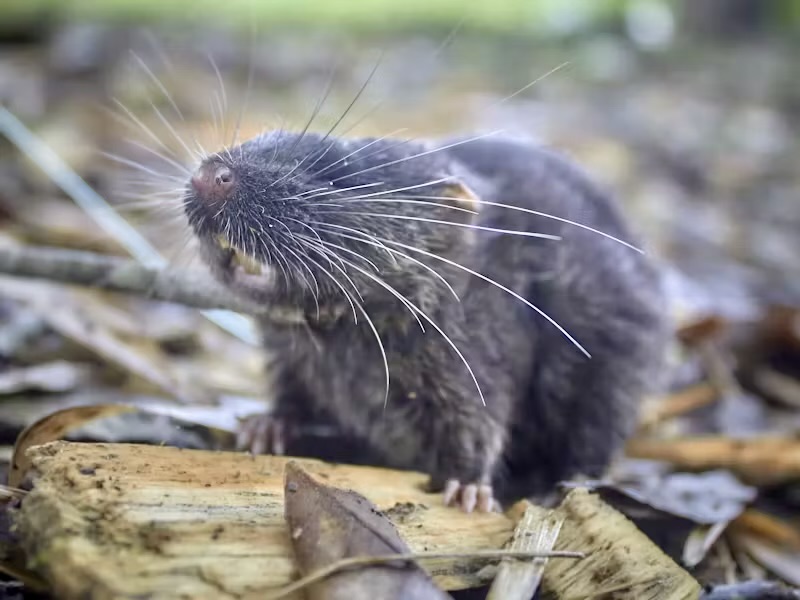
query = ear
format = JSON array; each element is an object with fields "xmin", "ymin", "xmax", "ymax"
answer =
[{"xmin": 439, "ymin": 180, "xmax": 482, "ymax": 222}]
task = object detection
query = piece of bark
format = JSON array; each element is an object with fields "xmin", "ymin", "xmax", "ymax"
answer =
[
  {"xmin": 11, "ymin": 442, "xmax": 515, "ymax": 599},
  {"xmin": 280, "ymin": 461, "xmax": 451, "ymax": 600},
  {"xmin": 530, "ymin": 489, "xmax": 701, "ymax": 599},
  {"xmin": 626, "ymin": 436, "xmax": 800, "ymax": 486}
]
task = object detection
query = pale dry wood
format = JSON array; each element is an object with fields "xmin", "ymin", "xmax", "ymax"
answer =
[
  {"xmin": 487, "ymin": 500, "xmax": 562, "ymax": 600},
  {"xmin": 527, "ymin": 489, "xmax": 701, "ymax": 600},
  {"xmin": 12, "ymin": 441, "xmax": 516, "ymax": 600}
]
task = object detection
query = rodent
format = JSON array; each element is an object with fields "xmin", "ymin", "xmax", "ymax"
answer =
[{"xmin": 184, "ymin": 130, "xmax": 670, "ymax": 512}]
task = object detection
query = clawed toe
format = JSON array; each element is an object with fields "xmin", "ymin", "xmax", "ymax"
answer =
[
  {"xmin": 442, "ymin": 479, "xmax": 498, "ymax": 513},
  {"xmin": 235, "ymin": 414, "xmax": 286, "ymax": 455}
]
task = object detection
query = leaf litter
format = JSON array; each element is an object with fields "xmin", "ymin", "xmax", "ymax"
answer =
[{"xmin": 0, "ymin": 17, "xmax": 799, "ymax": 599}]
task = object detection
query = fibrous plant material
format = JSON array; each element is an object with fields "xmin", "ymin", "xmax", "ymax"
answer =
[
  {"xmin": 11, "ymin": 441, "xmax": 515, "ymax": 599},
  {"xmin": 532, "ymin": 488, "xmax": 701, "ymax": 600}
]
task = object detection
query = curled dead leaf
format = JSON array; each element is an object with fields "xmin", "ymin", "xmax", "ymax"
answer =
[
  {"xmin": 276, "ymin": 461, "xmax": 452, "ymax": 600},
  {"xmin": 8, "ymin": 404, "xmax": 136, "ymax": 489}
]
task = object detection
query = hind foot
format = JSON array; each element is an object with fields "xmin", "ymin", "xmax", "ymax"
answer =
[
  {"xmin": 236, "ymin": 413, "xmax": 287, "ymax": 455},
  {"xmin": 442, "ymin": 479, "xmax": 499, "ymax": 513}
]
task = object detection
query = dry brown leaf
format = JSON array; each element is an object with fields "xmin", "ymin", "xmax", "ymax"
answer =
[
  {"xmin": 8, "ymin": 404, "xmax": 136, "ymax": 488},
  {"xmin": 279, "ymin": 461, "xmax": 451, "ymax": 600},
  {"xmin": 625, "ymin": 436, "xmax": 800, "ymax": 486}
]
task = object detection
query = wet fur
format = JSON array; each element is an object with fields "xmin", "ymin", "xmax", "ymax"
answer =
[{"xmin": 185, "ymin": 131, "xmax": 670, "ymax": 505}]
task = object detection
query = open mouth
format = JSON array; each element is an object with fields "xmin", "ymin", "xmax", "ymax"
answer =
[{"xmin": 215, "ymin": 234, "xmax": 263, "ymax": 275}]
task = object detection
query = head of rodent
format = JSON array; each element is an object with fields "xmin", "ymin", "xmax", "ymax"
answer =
[{"xmin": 184, "ymin": 130, "xmax": 479, "ymax": 317}]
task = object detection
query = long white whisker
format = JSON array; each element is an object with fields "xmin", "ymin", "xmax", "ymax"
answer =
[
  {"xmin": 102, "ymin": 152, "xmax": 186, "ymax": 182},
  {"xmin": 122, "ymin": 138, "xmax": 192, "ymax": 175},
  {"xmin": 295, "ymin": 236, "xmax": 364, "ymax": 310},
  {"xmin": 207, "ymin": 53, "xmax": 228, "ymax": 112},
  {"xmin": 111, "ymin": 99, "xmax": 178, "ymax": 159},
  {"xmin": 267, "ymin": 219, "xmax": 322, "ymax": 301},
  {"xmin": 300, "ymin": 181, "xmax": 385, "ymax": 200},
  {"xmin": 315, "ymin": 18, "xmax": 462, "ymax": 158},
  {"xmin": 148, "ymin": 101, "xmax": 201, "ymax": 162},
  {"xmin": 231, "ymin": 20, "xmax": 257, "ymax": 150},
  {"xmin": 326, "ymin": 176, "xmax": 455, "ymax": 202},
  {"xmin": 297, "ymin": 232, "xmax": 380, "ymax": 275},
  {"xmin": 314, "ymin": 211, "xmax": 562, "ymax": 241},
  {"xmin": 365, "ymin": 195, "xmax": 644, "ymax": 254},
  {"xmin": 330, "ymin": 130, "xmax": 504, "ymax": 184},
  {"xmin": 379, "ymin": 237, "xmax": 591, "ymax": 358},
  {"xmin": 311, "ymin": 128, "xmax": 409, "ymax": 179},
  {"xmin": 294, "ymin": 186, "xmax": 335, "ymax": 198},
  {"xmin": 313, "ymin": 259, "xmax": 360, "ymax": 323},
  {"xmin": 289, "ymin": 56, "xmax": 386, "ymax": 184},
  {"xmin": 337, "ymin": 197, "xmax": 477, "ymax": 216},
  {"xmin": 352, "ymin": 300, "xmax": 389, "ymax": 407},
  {"xmin": 304, "ymin": 237, "xmax": 424, "ymax": 333},
  {"xmin": 130, "ymin": 51, "xmax": 185, "ymax": 120},
  {"xmin": 313, "ymin": 223, "xmax": 460, "ymax": 302},
  {"xmin": 329, "ymin": 251, "xmax": 485, "ymax": 407},
  {"xmin": 306, "ymin": 220, "xmax": 397, "ymax": 266},
  {"xmin": 268, "ymin": 64, "xmax": 340, "ymax": 187},
  {"xmin": 487, "ymin": 61, "xmax": 570, "ymax": 110}
]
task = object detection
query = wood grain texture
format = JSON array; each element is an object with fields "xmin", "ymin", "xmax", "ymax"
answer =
[
  {"xmin": 529, "ymin": 489, "xmax": 701, "ymax": 600},
  {"xmin": 13, "ymin": 441, "xmax": 514, "ymax": 600}
]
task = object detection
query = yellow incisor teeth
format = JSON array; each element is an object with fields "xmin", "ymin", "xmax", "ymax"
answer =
[
  {"xmin": 236, "ymin": 252, "xmax": 263, "ymax": 275},
  {"xmin": 215, "ymin": 235, "xmax": 262, "ymax": 275},
  {"xmin": 215, "ymin": 234, "xmax": 232, "ymax": 251}
]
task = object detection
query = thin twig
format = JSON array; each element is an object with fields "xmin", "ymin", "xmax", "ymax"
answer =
[
  {"xmin": 258, "ymin": 549, "xmax": 585, "ymax": 600},
  {"xmin": 0, "ymin": 105, "xmax": 256, "ymax": 344},
  {"xmin": 0, "ymin": 485, "xmax": 28, "ymax": 501},
  {"xmin": 0, "ymin": 243, "xmax": 311, "ymax": 324}
]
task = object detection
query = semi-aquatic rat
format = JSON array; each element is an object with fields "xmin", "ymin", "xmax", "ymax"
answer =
[{"xmin": 184, "ymin": 131, "xmax": 670, "ymax": 512}]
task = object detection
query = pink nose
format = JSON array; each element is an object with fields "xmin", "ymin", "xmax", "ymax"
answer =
[{"xmin": 190, "ymin": 163, "xmax": 236, "ymax": 204}]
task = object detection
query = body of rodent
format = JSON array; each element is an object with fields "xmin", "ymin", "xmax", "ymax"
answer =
[{"xmin": 184, "ymin": 130, "xmax": 670, "ymax": 512}]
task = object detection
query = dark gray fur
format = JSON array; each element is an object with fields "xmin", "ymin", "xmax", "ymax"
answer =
[{"xmin": 184, "ymin": 131, "xmax": 671, "ymax": 504}]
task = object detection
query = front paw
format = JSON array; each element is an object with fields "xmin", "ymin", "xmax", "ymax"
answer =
[{"xmin": 236, "ymin": 413, "xmax": 288, "ymax": 456}]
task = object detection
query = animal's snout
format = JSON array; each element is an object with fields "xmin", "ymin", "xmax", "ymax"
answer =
[{"xmin": 190, "ymin": 162, "xmax": 236, "ymax": 204}]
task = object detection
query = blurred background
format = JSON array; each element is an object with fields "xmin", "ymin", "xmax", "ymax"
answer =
[
  {"xmin": 1, "ymin": 0, "xmax": 800, "ymax": 593},
  {"xmin": 2, "ymin": 0, "xmax": 799, "ymax": 314}
]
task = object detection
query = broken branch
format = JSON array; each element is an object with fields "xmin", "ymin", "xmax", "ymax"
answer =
[{"xmin": 0, "ymin": 243, "xmax": 259, "ymax": 313}]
